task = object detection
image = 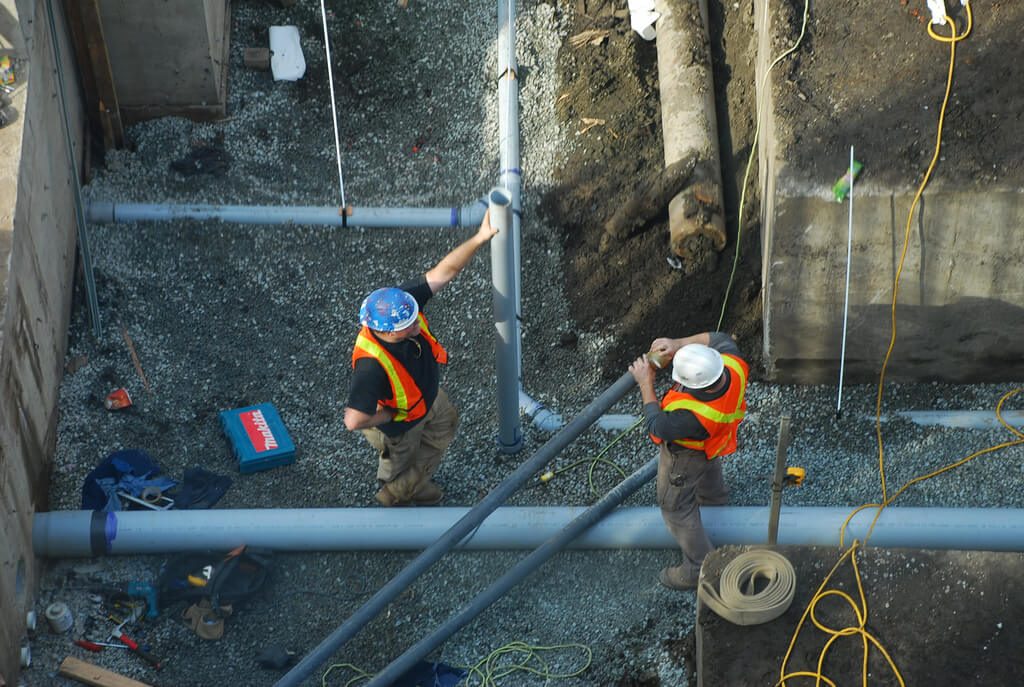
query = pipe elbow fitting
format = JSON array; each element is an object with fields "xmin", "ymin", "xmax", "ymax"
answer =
[{"xmin": 528, "ymin": 406, "xmax": 563, "ymax": 432}]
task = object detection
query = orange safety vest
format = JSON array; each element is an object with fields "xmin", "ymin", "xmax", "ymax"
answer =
[
  {"xmin": 350, "ymin": 313, "xmax": 448, "ymax": 422},
  {"xmin": 650, "ymin": 353, "xmax": 749, "ymax": 459}
]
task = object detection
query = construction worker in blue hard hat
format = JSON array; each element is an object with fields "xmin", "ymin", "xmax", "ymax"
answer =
[
  {"xmin": 345, "ymin": 211, "xmax": 498, "ymax": 506},
  {"xmin": 628, "ymin": 331, "xmax": 749, "ymax": 590}
]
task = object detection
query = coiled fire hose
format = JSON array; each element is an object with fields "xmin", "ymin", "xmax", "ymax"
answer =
[{"xmin": 698, "ymin": 550, "xmax": 796, "ymax": 626}]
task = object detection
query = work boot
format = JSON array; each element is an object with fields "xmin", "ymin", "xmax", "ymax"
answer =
[
  {"xmin": 659, "ymin": 565, "xmax": 699, "ymax": 591},
  {"xmin": 411, "ymin": 480, "xmax": 444, "ymax": 506}
]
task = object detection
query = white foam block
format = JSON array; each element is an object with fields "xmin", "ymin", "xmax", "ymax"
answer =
[{"xmin": 270, "ymin": 26, "xmax": 306, "ymax": 81}]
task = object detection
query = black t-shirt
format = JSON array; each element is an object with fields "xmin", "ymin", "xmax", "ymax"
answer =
[
  {"xmin": 643, "ymin": 333, "xmax": 744, "ymax": 444},
  {"xmin": 347, "ymin": 277, "xmax": 441, "ymax": 437}
]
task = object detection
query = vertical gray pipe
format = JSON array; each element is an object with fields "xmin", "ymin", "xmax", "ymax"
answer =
[
  {"xmin": 46, "ymin": 0, "xmax": 102, "ymax": 337},
  {"xmin": 497, "ymin": 0, "xmax": 525, "ymax": 386},
  {"xmin": 364, "ymin": 457, "xmax": 659, "ymax": 687},
  {"xmin": 489, "ymin": 188, "xmax": 524, "ymax": 452},
  {"xmin": 274, "ymin": 372, "xmax": 638, "ymax": 687}
]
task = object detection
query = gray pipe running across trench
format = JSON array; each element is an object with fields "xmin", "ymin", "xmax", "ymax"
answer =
[
  {"xmin": 34, "ymin": 506, "xmax": 1024, "ymax": 557},
  {"xmin": 87, "ymin": 200, "xmax": 489, "ymax": 228}
]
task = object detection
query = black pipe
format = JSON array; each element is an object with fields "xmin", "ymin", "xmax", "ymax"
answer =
[
  {"xmin": 364, "ymin": 455, "xmax": 658, "ymax": 686},
  {"xmin": 275, "ymin": 372, "xmax": 638, "ymax": 687}
]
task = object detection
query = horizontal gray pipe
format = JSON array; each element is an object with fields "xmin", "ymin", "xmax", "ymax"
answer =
[
  {"xmin": 87, "ymin": 201, "xmax": 488, "ymax": 228},
  {"xmin": 33, "ymin": 506, "xmax": 1024, "ymax": 557},
  {"xmin": 520, "ymin": 390, "xmax": 639, "ymax": 432},
  {"xmin": 886, "ymin": 410, "xmax": 1024, "ymax": 429}
]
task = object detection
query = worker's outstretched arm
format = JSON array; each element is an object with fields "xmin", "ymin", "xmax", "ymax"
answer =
[{"xmin": 425, "ymin": 210, "xmax": 498, "ymax": 294}]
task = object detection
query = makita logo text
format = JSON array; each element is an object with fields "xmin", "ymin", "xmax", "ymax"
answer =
[{"xmin": 241, "ymin": 409, "xmax": 279, "ymax": 452}]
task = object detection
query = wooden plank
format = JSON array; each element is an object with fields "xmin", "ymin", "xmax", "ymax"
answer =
[
  {"xmin": 58, "ymin": 656, "xmax": 153, "ymax": 687},
  {"xmin": 62, "ymin": 0, "xmax": 125, "ymax": 149}
]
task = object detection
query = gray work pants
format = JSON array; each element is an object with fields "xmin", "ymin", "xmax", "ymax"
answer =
[
  {"xmin": 360, "ymin": 389, "xmax": 459, "ymax": 501},
  {"xmin": 657, "ymin": 443, "xmax": 730, "ymax": 583}
]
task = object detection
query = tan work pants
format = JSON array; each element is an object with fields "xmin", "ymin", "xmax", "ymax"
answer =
[
  {"xmin": 360, "ymin": 389, "xmax": 459, "ymax": 502},
  {"xmin": 657, "ymin": 443, "xmax": 730, "ymax": 583}
]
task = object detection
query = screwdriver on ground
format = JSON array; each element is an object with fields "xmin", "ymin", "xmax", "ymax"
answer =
[
  {"xmin": 112, "ymin": 629, "xmax": 165, "ymax": 670},
  {"xmin": 107, "ymin": 613, "xmax": 165, "ymax": 670},
  {"xmin": 73, "ymin": 639, "xmax": 129, "ymax": 652}
]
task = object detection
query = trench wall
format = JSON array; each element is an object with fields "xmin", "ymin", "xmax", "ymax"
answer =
[
  {"xmin": 755, "ymin": 4, "xmax": 1024, "ymax": 384},
  {"xmin": 0, "ymin": 0, "xmax": 83, "ymax": 681}
]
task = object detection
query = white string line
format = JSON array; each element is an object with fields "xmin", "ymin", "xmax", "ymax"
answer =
[
  {"xmin": 837, "ymin": 145, "xmax": 855, "ymax": 415},
  {"xmin": 320, "ymin": 0, "xmax": 346, "ymax": 207}
]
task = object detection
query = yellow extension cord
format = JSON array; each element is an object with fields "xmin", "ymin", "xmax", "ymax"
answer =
[
  {"xmin": 771, "ymin": 6, "xmax": 1024, "ymax": 686},
  {"xmin": 717, "ymin": 0, "xmax": 810, "ymax": 332},
  {"xmin": 322, "ymin": 6, "xmax": 1019, "ymax": 687}
]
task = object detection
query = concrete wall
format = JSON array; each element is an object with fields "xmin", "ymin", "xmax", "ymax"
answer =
[
  {"xmin": 0, "ymin": 0, "xmax": 83, "ymax": 682},
  {"xmin": 754, "ymin": 3, "xmax": 1024, "ymax": 384},
  {"xmin": 763, "ymin": 187, "xmax": 1024, "ymax": 383},
  {"xmin": 98, "ymin": 0, "xmax": 230, "ymax": 121}
]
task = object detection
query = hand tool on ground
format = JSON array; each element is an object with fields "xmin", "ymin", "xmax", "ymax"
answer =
[
  {"xmin": 74, "ymin": 639, "xmax": 129, "ymax": 652},
  {"xmin": 784, "ymin": 466, "xmax": 806, "ymax": 486},
  {"xmin": 111, "ymin": 628, "xmax": 164, "ymax": 670},
  {"xmin": 126, "ymin": 580, "xmax": 160, "ymax": 618},
  {"xmin": 106, "ymin": 612, "xmax": 164, "ymax": 670}
]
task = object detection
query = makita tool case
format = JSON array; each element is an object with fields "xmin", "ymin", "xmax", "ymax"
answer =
[{"xmin": 219, "ymin": 403, "xmax": 296, "ymax": 473}]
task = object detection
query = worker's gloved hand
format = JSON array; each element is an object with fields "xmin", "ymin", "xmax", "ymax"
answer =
[
  {"xmin": 255, "ymin": 643, "xmax": 297, "ymax": 670},
  {"xmin": 649, "ymin": 337, "xmax": 679, "ymax": 359},
  {"xmin": 628, "ymin": 356, "xmax": 656, "ymax": 388}
]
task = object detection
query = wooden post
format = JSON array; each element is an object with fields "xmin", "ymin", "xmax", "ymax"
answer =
[
  {"xmin": 767, "ymin": 415, "xmax": 792, "ymax": 545},
  {"xmin": 62, "ymin": 0, "xmax": 125, "ymax": 149}
]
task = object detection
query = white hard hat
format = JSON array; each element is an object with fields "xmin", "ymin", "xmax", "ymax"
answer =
[{"xmin": 672, "ymin": 344, "xmax": 724, "ymax": 389}]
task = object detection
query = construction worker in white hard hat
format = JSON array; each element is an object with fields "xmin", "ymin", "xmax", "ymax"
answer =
[
  {"xmin": 628, "ymin": 331, "xmax": 749, "ymax": 590},
  {"xmin": 344, "ymin": 211, "xmax": 498, "ymax": 507}
]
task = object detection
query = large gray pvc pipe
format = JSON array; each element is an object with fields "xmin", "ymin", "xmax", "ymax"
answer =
[
  {"xmin": 33, "ymin": 506, "xmax": 1024, "ymax": 557},
  {"xmin": 86, "ymin": 201, "xmax": 488, "ymax": 228},
  {"xmin": 273, "ymin": 371, "xmax": 638, "ymax": 687},
  {"xmin": 365, "ymin": 457, "xmax": 660, "ymax": 687},
  {"xmin": 489, "ymin": 188, "xmax": 524, "ymax": 452},
  {"xmin": 497, "ymin": 0, "xmax": 526, "ymax": 394},
  {"xmin": 888, "ymin": 410, "xmax": 1024, "ymax": 430}
]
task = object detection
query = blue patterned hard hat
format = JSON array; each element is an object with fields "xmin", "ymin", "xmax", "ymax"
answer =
[{"xmin": 359, "ymin": 287, "xmax": 419, "ymax": 332}]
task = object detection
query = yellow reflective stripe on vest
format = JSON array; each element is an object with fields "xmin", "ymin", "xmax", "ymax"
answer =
[
  {"xmin": 353, "ymin": 333, "xmax": 412, "ymax": 421},
  {"xmin": 663, "ymin": 358, "xmax": 747, "ymax": 424},
  {"xmin": 723, "ymin": 355, "xmax": 747, "ymax": 408},
  {"xmin": 664, "ymin": 398, "xmax": 745, "ymax": 424}
]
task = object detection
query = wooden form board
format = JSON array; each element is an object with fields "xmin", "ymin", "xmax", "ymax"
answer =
[
  {"xmin": 62, "ymin": 0, "xmax": 125, "ymax": 150},
  {"xmin": 58, "ymin": 656, "xmax": 153, "ymax": 687}
]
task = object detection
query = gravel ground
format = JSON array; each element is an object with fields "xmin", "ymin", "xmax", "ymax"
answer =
[{"xmin": 24, "ymin": 1, "xmax": 1024, "ymax": 686}]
